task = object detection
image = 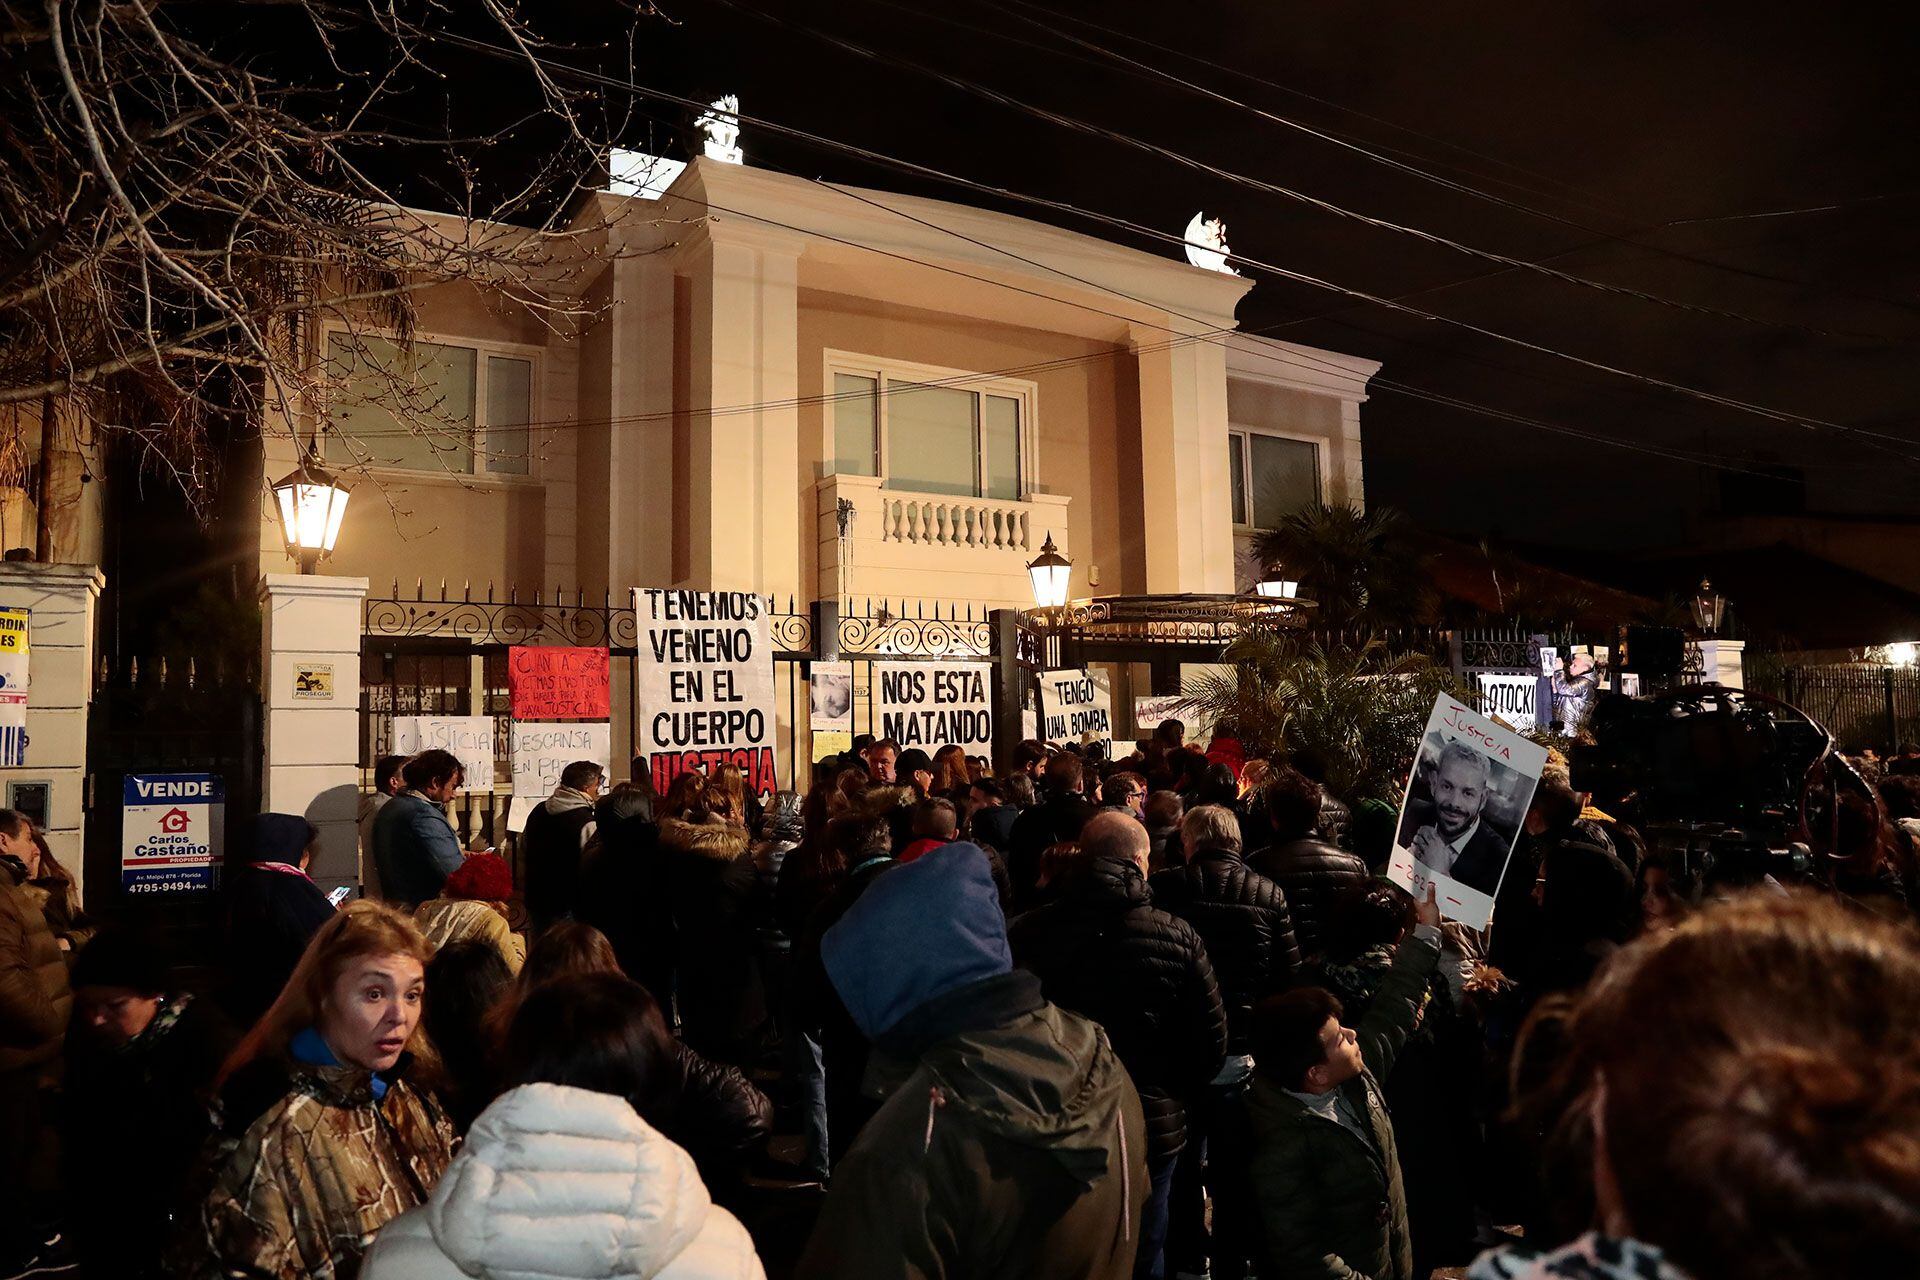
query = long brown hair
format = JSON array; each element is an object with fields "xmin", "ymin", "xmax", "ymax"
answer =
[
  {"xmin": 1526, "ymin": 890, "xmax": 1920, "ymax": 1277},
  {"xmin": 708, "ymin": 762, "xmax": 747, "ymax": 825},
  {"xmin": 930, "ymin": 745, "xmax": 968, "ymax": 796},
  {"xmin": 487, "ymin": 920, "xmax": 622, "ymax": 1041},
  {"xmin": 217, "ymin": 901, "xmax": 438, "ymax": 1089}
]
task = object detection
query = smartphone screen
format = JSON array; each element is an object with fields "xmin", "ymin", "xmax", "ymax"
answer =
[{"xmin": 327, "ymin": 886, "xmax": 354, "ymax": 907}]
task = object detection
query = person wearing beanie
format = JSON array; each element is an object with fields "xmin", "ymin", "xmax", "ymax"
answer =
[
  {"xmin": 222, "ymin": 813, "xmax": 336, "ymax": 1024},
  {"xmin": 414, "ymin": 853, "xmax": 524, "ymax": 975},
  {"xmin": 63, "ymin": 931, "xmax": 240, "ymax": 1278},
  {"xmin": 796, "ymin": 843, "xmax": 1148, "ymax": 1280}
]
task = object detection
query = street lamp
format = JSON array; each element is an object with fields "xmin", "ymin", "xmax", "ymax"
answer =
[
  {"xmin": 1026, "ymin": 532, "xmax": 1072, "ymax": 611},
  {"xmin": 272, "ymin": 449, "xmax": 351, "ymax": 574},
  {"xmin": 1690, "ymin": 576, "xmax": 1725, "ymax": 637},
  {"xmin": 1255, "ymin": 564, "xmax": 1300, "ymax": 600}
]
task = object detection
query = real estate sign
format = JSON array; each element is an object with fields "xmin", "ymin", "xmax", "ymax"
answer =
[
  {"xmin": 0, "ymin": 608, "xmax": 27, "ymax": 766},
  {"xmin": 634, "ymin": 589, "xmax": 779, "ymax": 798},
  {"xmin": 123, "ymin": 773, "xmax": 225, "ymax": 894}
]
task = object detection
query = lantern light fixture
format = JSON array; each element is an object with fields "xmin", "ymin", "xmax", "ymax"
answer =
[{"xmin": 272, "ymin": 449, "xmax": 351, "ymax": 574}]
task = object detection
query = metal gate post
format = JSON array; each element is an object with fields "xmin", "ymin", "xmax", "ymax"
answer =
[{"xmin": 989, "ymin": 608, "xmax": 1024, "ymax": 774}]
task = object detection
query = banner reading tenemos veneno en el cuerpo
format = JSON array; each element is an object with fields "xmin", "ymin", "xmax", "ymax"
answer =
[{"xmin": 634, "ymin": 589, "xmax": 779, "ymax": 798}]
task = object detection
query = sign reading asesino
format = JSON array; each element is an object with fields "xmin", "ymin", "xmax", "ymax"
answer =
[
  {"xmin": 123, "ymin": 772, "xmax": 225, "ymax": 894},
  {"xmin": 634, "ymin": 589, "xmax": 779, "ymax": 797},
  {"xmin": 507, "ymin": 646, "xmax": 612, "ymax": 720}
]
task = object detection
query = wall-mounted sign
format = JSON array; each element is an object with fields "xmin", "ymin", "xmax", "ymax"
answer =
[
  {"xmin": 292, "ymin": 662, "xmax": 334, "ymax": 701},
  {"xmin": 0, "ymin": 607, "xmax": 28, "ymax": 766}
]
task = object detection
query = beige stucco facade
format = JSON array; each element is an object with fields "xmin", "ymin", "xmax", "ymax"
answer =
[{"xmin": 255, "ymin": 158, "xmax": 1378, "ymax": 616}]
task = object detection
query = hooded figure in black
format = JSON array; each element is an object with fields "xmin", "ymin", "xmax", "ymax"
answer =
[
  {"xmin": 221, "ymin": 813, "xmax": 335, "ymax": 1023},
  {"xmin": 797, "ymin": 843, "xmax": 1149, "ymax": 1280}
]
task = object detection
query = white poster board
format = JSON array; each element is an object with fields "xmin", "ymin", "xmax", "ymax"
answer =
[
  {"xmin": 391, "ymin": 716, "xmax": 496, "ymax": 792},
  {"xmin": 634, "ymin": 589, "xmax": 779, "ymax": 798},
  {"xmin": 1039, "ymin": 669, "xmax": 1114, "ymax": 758},
  {"xmin": 809, "ymin": 661, "xmax": 853, "ymax": 762},
  {"xmin": 874, "ymin": 661, "xmax": 993, "ymax": 751},
  {"xmin": 1475, "ymin": 672, "xmax": 1539, "ymax": 734},
  {"xmin": 1389, "ymin": 695, "xmax": 1548, "ymax": 929},
  {"xmin": 507, "ymin": 721, "xmax": 612, "ymax": 832}
]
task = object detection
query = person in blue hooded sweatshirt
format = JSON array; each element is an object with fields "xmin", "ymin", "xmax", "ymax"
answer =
[{"xmin": 795, "ymin": 842, "xmax": 1149, "ymax": 1280}]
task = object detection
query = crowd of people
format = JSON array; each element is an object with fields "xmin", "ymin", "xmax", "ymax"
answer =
[{"xmin": 2, "ymin": 719, "xmax": 1918, "ymax": 1280}]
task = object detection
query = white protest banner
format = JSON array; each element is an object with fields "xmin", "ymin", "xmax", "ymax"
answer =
[
  {"xmin": 809, "ymin": 661, "xmax": 853, "ymax": 762},
  {"xmin": 0, "ymin": 608, "xmax": 27, "ymax": 766},
  {"xmin": 635, "ymin": 589, "xmax": 779, "ymax": 798},
  {"xmin": 874, "ymin": 661, "xmax": 993, "ymax": 751},
  {"xmin": 1040, "ymin": 669, "xmax": 1113, "ymax": 758},
  {"xmin": 1389, "ymin": 694, "xmax": 1548, "ymax": 930},
  {"xmin": 508, "ymin": 722, "xmax": 612, "ymax": 831},
  {"xmin": 392, "ymin": 716, "xmax": 496, "ymax": 792},
  {"xmin": 1475, "ymin": 672, "xmax": 1538, "ymax": 734},
  {"xmin": 1134, "ymin": 694, "xmax": 1187, "ymax": 734}
]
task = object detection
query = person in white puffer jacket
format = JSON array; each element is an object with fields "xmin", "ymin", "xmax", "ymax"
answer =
[{"xmin": 363, "ymin": 973, "xmax": 765, "ymax": 1280}]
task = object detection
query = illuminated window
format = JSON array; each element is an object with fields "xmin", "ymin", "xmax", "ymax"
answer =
[
  {"xmin": 826, "ymin": 355, "xmax": 1032, "ymax": 500},
  {"xmin": 1228, "ymin": 428, "xmax": 1320, "ymax": 530}
]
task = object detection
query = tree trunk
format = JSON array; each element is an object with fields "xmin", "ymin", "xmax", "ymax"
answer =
[{"xmin": 34, "ymin": 387, "xmax": 55, "ymax": 563}]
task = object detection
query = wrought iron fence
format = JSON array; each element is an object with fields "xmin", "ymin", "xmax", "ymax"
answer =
[{"xmin": 1749, "ymin": 662, "xmax": 1920, "ymax": 751}]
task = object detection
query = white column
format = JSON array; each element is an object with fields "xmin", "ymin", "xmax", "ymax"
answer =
[
  {"xmin": 1134, "ymin": 323, "xmax": 1236, "ymax": 594},
  {"xmin": 1700, "ymin": 639, "xmax": 1746, "ymax": 690},
  {"xmin": 0, "ymin": 563, "xmax": 103, "ymax": 898},
  {"xmin": 259, "ymin": 573, "xmax": 368, "ymax": 895},
  {"xmin": 683, "ymin": 224, "xmax": 805, "ymax": 597}
]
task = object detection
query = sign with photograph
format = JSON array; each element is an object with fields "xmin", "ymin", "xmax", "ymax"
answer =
[
  {"xmin": 1475, "ymin": 672, "xmax": 1538, "ymax": 734},
  {"xmin": 391, "ymin": 715, "xmax": 497, "ymax": 792},
  {"xmin": 634, "ymin": 589, "xmax": 778, "ymax": 798},
  {"xmin": 1389, "ymin": 695, "xmax": 1548, "ymax": 930},
  {"xmin": 508, "ymin": 646, "xmax": 612, "ymax": 720},
  {"xmin": 508, "ymin": 721, "xmax": 612, "ymax": 832},
  {"xmin": 874, "ymin": 661, "xmax": 993, "ymax": 751},
  {"xmin": 123, "ymin": 773, "xmax": 225, "ymax": 894},
  {"xmin": 0, "ymin": 607, "xmax": 27, "ymax": 766},
  {"xmin": 809, "ymin": 661, "xmax": 853, "ymax": 762},
  {"xmin": 1039, "ymin": 669, "xmax": 1114, "ymax": 758}
]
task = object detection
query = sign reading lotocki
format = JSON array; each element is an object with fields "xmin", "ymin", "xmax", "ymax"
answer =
[{"xmin": 634, "ymin": 589, "xmax": 779, "ymax": 797}]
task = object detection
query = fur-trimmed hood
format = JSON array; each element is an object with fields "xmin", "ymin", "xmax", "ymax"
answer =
[
  {"xmin": 659, "ymin": 815, "xmax": 751, "ymax": 861},
  {"xmin": 853, "ymin": 784, "xmax": 915, "ymax": 818}
]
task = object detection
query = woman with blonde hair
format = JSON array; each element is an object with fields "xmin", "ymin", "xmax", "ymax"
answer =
[{"xmin": 199, "ymin": 901, "xmax": 455, "ymax": 1280}]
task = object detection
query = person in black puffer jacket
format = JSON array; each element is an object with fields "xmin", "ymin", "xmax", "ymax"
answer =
[
  {"xmin": 1248, "ymin": 765, "xmax": 1371, "ymax": 961},
  {"xmin": 1149, "ymin": 803, "xmax": 1301, "ymax": 1280},
  {"xmin": 1010, "ymin": 811, "xmax": 1226, "ymax": 1280}
]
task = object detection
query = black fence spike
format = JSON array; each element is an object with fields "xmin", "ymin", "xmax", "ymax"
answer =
[
  {"xmin": 439, "ymin": 578, "xmax": 447, "ymax": 603},
  {"xmin": 463, "ymin": 580, "xmax": 471, "ymax": 603},
  {"xmin": 414, "ymin": 576, "xmax": 423, "ymax": 600},
  {"xmin": 509, "ymin": 583, "xmax": 518, "ymax": 606},
  {"xmin": 391, "ymin": 576, "xmax": 399, "ymax": 599},
  {"xmin": 487, "ymin": 581, "xmax": 495, "ymax": 604}
]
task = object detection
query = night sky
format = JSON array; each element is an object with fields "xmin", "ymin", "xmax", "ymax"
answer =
[{"xmin": 258, "ymin": 0, "xmax": 1920, "ymax": 555}]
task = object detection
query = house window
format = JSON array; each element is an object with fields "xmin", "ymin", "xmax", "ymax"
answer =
[
  {"xmin": 324, "ymin": 333, "xmax": 535, "ymax": 477},
  {"xmin": 827, "ymin": 356, "xmax": 1030, "ymax": 500},
  {"xmin": 1228, "ymin": 428, "xmax": 1320, "ymax": 529}
]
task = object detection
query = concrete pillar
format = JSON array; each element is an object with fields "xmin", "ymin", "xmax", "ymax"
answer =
[
  {"xmin": 1134, "ymin": 324, "xmax": 1236, "ymax": 593},
  {"xmin": 259, "ymin": 573, "xmax": 367, "ymax": 896},
  {"xmin": 1700, "ymin": 639, "xmax": 1746, "ymax": 690},
  {"xmin": 0, "ymin": 563, "xmax": 103, "ymax": 897},
  {"xmin": 683, "ymin": 223, "xmax": 805, "ymax": 597}
]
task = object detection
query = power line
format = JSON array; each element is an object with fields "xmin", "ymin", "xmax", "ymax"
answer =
[
  {"xmin": 979, "ymin": 0, "xmax": 1920, "ymax": 320},
  {"xmin": 714, "ymin": 0, "xmax": 1911, "ymax": 345}
]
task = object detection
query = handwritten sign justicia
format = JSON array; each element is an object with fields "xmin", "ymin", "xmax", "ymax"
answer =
[{"xmin": 508, "ymin": 646, "xmax": 611, "ymax": 720}]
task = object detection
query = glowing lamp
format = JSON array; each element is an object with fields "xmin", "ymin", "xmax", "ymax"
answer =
[
  {"xmin": 1026, "ymin": 532, "xmax": 1072, "ymax": 610},
  {"xmin": 273, "ymin": 451, "xmax": 351, "ymax": 574}
]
